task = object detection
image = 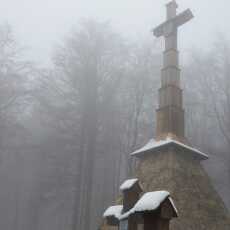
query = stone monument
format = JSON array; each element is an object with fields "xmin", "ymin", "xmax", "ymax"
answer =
[
  {"xmin": 133, "ymin": 1, "xmax": 230, "ymax": 229},
  {"xmin": 154, "ymin": 0, "xmax": 193, "ymax": 142},
  {"xmin": 100, "ymin": 1, "xmax": 230, "ymax": 229}
]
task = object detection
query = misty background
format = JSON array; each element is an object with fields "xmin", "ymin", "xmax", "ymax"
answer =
[
  {"xmin": 0, "ymin": 0, "xmax": 229, "ymax": 230},
  {"xmin": 2, "ymin": 0, "xmax": 230, "ymax": 65}
]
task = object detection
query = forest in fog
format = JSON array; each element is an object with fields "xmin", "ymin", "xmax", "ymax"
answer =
[{"xmin": 0, "ymin": 20, "xmax": 229, "ymax": 230}]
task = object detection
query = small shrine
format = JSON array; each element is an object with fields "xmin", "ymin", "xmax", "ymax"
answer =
[{"xmin": 103, "ymin": 179, "xmax": 177, "ymax": 230}]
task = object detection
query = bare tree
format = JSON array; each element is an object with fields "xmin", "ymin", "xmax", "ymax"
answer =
[
  {"xmin": 183, "ymin": 38, "xmax": 230, "ymax": 208},
  {"xmin": 52, "ymin": 20, "xmax": 128, "ymax": 230}
]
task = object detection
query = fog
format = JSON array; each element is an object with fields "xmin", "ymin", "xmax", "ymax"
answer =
[
  {"xmin": 0, "ymin": 1, "xmax": 229, "ymax": 230},
  {"xmin": 1, "ymin": 0, "xmax": 230, "ymax": 65}
]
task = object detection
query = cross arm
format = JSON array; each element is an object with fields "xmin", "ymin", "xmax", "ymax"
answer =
[
  {"xmin": 153, "ymin": 21, "xmax": 166, "ymax": 38},
  {"xmin": 174, "ymin": 9, "xmax": 194, "ymax": 28},
  {"xmin": 153, "ymin": 8, "xmax": 194, "ymax": 38}
]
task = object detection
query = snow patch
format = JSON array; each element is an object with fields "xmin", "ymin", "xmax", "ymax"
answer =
[
  {"xmin": 131, "ymin": 137, "xmax": 208, "ymax": 160},
  {"xmin": 119, "ymin": 191, "xmax": 170, "ymax": 220},
  {"xmin": 134, "ymin": 191, "xmax": 170, "ymax": 212},
  {"xmin": 120, "ymin": 178, "xmax": 138, "ymax": 191},
  {"xmin": 103, "ymin": 205, "xmax": 123, "ymax": 219}
]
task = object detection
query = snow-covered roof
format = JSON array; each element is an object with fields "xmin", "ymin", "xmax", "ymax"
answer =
[
  {"xmin": 103, "ymin": 191, "xmax": 178, "ymax": 221},
  {"xmin": 119, "ymin": 191, "xmax": 177, "ymax": 220},
  {"xmin": 131, "ymin": 138, "xmax": 208, "ymax": 160},
  {"xmin": 120, "ymin": 178, "xmax": 138, "ymax": 191},
  {"xmin": 134, "ymin": 191, "xmax": 170, "ymax": 212},
  {"xmin": 103, "ymin": 205, "xmax": 123, "ymax": 219}
]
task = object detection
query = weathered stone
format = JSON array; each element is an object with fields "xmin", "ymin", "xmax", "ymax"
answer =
[
  {"xmin": 154, "ymin": 1, "xmax": 193, "ymax": 141},
  {"xmin": 136, "ymin": 147, "xmax": 230, "ymax": 230},
  {"xmin": 99, "ymin": 2, "xmax": 230, "ymax": 229}
]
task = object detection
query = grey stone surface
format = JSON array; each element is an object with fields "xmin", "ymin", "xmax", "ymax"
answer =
[
  {"xmin": 154, "ymin": 2, "xmax": 193, "ymax": 140},
  {"xmin": 136, "ymin": 148, "xmax": 230, "ymax": 230}
]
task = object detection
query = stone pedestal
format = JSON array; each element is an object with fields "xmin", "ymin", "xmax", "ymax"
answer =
[{"xmin": 136, "ymin": 147, "xmax": 230, "ymax": 230}]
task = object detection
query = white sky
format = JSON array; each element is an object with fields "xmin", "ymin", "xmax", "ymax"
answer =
[{"xmin": 1, "ymin": 0, "xmax": 230, "ymax": 66}]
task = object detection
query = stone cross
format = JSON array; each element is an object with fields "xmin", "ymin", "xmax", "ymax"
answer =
[
  {"xmin": 153, "ymin": 1, "xmax": 193, "ymax": 141},
  {"xmin": 154, "ymin": 1, "xmax": 193, "ymax": 53}
]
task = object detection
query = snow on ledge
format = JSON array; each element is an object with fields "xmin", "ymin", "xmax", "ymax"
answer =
[
  {"xmin": 131, "ymin": 138, "xmax": 208, "ymax": 160},
  {"xmin": 119, "ymin": 191, "xmax": 171, "ymax": 220},
  {"xmin": 120, "ymin": 178, "xmax": 138, "ymax": 191},
  {"xmin": 103, "ymin": 205, "xmax": 123, "ymax": 219}
]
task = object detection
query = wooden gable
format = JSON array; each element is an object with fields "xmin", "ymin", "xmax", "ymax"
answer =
[
  {"xmin": 161, "ymin": 198, "xmax": 178, "ymax": 219},
  {"xmin": 122, "ymin": 181, "xmax": 142, "ymax": 213}
]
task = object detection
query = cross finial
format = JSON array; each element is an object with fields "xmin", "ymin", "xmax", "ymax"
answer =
[
  {"xmin": 166, "ymin": 0, "xmax": 178, "ymax": 8},
  {"xmin": 166, "ymin": 0, "xmax": 178, "ymax": 19}
]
